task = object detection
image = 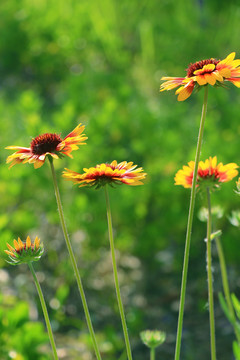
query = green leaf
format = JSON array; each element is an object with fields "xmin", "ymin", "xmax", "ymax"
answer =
[
  {"xmin": 210, "ymin": 229, "xmax": 222, "ymax": 241},
  {"xmin": 232, "ymin": 294, "xmax": 240, "ymax": 319},
  {"xmin": 218, "ymin": 292, "xmax": 233, "ymax": 323},
  {"xmin": 233, "ymin": 341, "xmax": 240, "ymax": 360}
]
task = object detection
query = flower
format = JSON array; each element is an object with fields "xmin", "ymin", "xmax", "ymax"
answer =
[
  {"xmin": 5, "ymin": 236, "xmax": 44, "ymax": 265},
  {"xmin": 140, "ymin": 330, "xmax": 166, "ymax": 349},
  {"xmin": 175, "ymin": 156, "xmax": 238, "ymax": 189},
  {"xmin": 6, "ymin": 123, "xmax": 87, "ymax": 169},
  {"xmin": 160, "ymin": 52, "xmax": 240, "ymax": 101},
  {"xmin": 62, "ymin": 160, "xmax": 146, "ymax": 189}
]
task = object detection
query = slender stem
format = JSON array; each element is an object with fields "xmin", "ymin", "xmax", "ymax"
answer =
[
  {"xmin": 104, "ymin": 186, "xmax": 133, "ymax": 360},
  {"xmin": 216, "ymin": 237, "xmax": 235, "ymax": 318},
  {"xmin": 48, "ymin": 158, "xmax": 102, "ymax": 360},
  {"xmin": 28, "ymin": 262, "xmax": 58, "ymax": 360},
  {"xmin": 215, "ymin": 237, "xmax": 240, "ymax": 343},
  {"xmin": 174, "ymin": 86, "xmax": 208, "ymax": 360},
  {"xmin": 150, "ymin": 347, "xmax": 155, "ymax": 360},
  {"xmin": 206, "ymin": 188, "xmax": 217, "ymax": 360}
]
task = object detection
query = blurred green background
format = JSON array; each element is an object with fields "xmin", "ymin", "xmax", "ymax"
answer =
[{"xmin": 1, "ymin": 0, "xmax": 240, "ymax": 359}]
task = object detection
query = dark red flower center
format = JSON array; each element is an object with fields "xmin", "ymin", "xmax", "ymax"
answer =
[
  {"xmin": 186, "ymin": 58, "xmax": 220, "ymax": 78},
  {"xmin": 31, "ymin": 133, "xmax": 62, "ymax": 155}
]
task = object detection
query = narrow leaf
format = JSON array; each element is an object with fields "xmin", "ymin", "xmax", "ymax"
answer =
[{"xmin": 218, "ymin": 292, "xmax": 233, "ymax": 323}]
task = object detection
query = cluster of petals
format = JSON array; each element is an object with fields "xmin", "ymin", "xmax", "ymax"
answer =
[
  {"xmin": 160, "ymin": 52, "xmax": 240, "ymax": 101},
  {"xmin": 5, "ymin": 236, "xmax": 43, "ymax": 265},
  {"xmin": 175, "ymin": 156, "xmax": 238, "ymax": 189},
  {"xmin": 6, "ymin": 123, "xmax": 87, "ymax": 169},
  {"xmin": 62, "ymin": 160, "xmax": 147, "ymax": 188}
]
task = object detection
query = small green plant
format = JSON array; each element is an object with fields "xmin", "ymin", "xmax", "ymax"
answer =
[{"xmin": 140, "ymin": 330, "xmax": 166, "ymax": 360}]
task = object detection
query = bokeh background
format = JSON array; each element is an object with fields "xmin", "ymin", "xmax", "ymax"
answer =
[{"xmin": 1, "ymin": 0, "xmax": 240, "ymax": 359}]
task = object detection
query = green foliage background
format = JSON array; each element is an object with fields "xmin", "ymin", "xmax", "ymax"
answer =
[{"xmin": 1, "ymin": 0, "xmax": 240, "ymax": 359}]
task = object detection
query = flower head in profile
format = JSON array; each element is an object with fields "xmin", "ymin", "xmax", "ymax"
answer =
[
  {"xmin": 62, "ymin": 160, "xmax": 146, "ymax": 189},
  {"xmin": 5, "ymin": 236, "xmax": 44, "ymax": 265},
  {"xmin": 175, "ymin": 156, "xmax": 238, "ymax": 190},
  {"xmin": 6, "ymin": 123, "xmax": 87, "ymax": 169},
  {"xmin": 140, "ymin": 330, "xmax": 166, "ymax": 349},
  {"xmin": 160, "ymin": 52, "xmax": 240, "ymax": 101}
]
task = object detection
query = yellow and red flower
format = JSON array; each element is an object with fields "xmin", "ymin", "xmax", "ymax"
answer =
[
  {"xmin": 5, "ymin": 236, "xmax": 44, "ymax": 265},
  {"xmin": 160, "ymin": 52, "xmax": 240, "ymax": 101},
  {"xmin": 6, "ymin": 123, "xmax": 87, "ymax": 169},
  {"xmin": 175, "ymin": 156, "xmax": 238, "ymax": 189},
  {"xmin": 62, "ymin": 160, "xmax": 147, "ymax": 189}
]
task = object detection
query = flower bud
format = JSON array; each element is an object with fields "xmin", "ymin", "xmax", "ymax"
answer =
[
  {"xmin": 140, "ymin": 330, "xmax": 166, "ymax": 349},
  {"xmin": 5, "ymin": 236, "xmax": 44, "ymax": 265}
]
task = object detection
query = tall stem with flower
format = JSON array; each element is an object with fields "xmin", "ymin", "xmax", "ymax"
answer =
[
  {"xmin": 62, "ymin": 160, "xmax": 146, "ymax": 360},
  {"xmin": 104, "ymin": 186, "xmax": 132, "ymax": 360},
  {"xmin": 4, "ymin": 236, "xmax": 58, "ymax": 360},
  {"xmin": 28, "ymin": 261, "xmax": 59, "ymax": 360},
  {"xmin": 174, "ymin": 86, "xmax": 208, "ymax": 360},
  {"xmin": 174, "ymin": 156, "xmax": 238, "ymax": 358},
  {"xmin": 160, "ymin": 52, "xmax": 240, "ymax": 360},
  {"xmin": 5, "ymin": 124, "xmax": 102, "ymax": 360},
  {"xmin": 49, "ymin": 158, "xmax": 102, "ymax": 360}
]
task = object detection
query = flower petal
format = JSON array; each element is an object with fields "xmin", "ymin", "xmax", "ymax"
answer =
[
  {"xmin": 176, "ymin": 82, "xmax": 195, "ymax": 101},
  {"xmin": 204, "ymin": 73, "xmax": 216, "ymax": 86},
  {"xmin": 195, "ymin": 75, "xmax": 207, "ymax": 86}
]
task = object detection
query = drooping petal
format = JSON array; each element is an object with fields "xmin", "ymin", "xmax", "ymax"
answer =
[
  {"xmin": 176, "ymin": 82, "xmax": 195, "ymax": 101},
  {"xmin": 228, "ymin": 78, "xmax": 240, "ymax": 87},
  {"xmin": 204, "ymin": 73, "xmax": 217, "ymax": 86},
  {"xmin": 195, "ymin": 75, "xmax": 207, "ymax": 86},
  {"xmin": 212, "ymin": 71, "xmax": 223, "ymax": 82}
]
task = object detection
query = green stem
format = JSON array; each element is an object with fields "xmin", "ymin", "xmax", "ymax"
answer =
[
  {"xmin": 104, "ymin": 186, "xmax": 133, "ymax": 360},
  {"xmin": 215, "ymin": 237, "xmax": 240, "ymax": 343},
  {"xmin": 150, "ymin": 347, "xmax": 155, "ymax": 360},
  {"xmin": 206, "ymin": 188, "xmax": 217, "ymax": 360},
  {"xmin": 174, "ymin": 86, "xmax": 208, "ymax": 360},
  {"xmin": 49, "ymin": 158, "xmax": 102, "ymax": 360},
  {"xmin": 28, "ymin": 262, "xmax": 58, "ymax": 360}
]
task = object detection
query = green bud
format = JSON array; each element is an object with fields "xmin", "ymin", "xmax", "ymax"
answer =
[{"xmin": 140, "ymin": 330, "xmax": 166, "ymax": 349}]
